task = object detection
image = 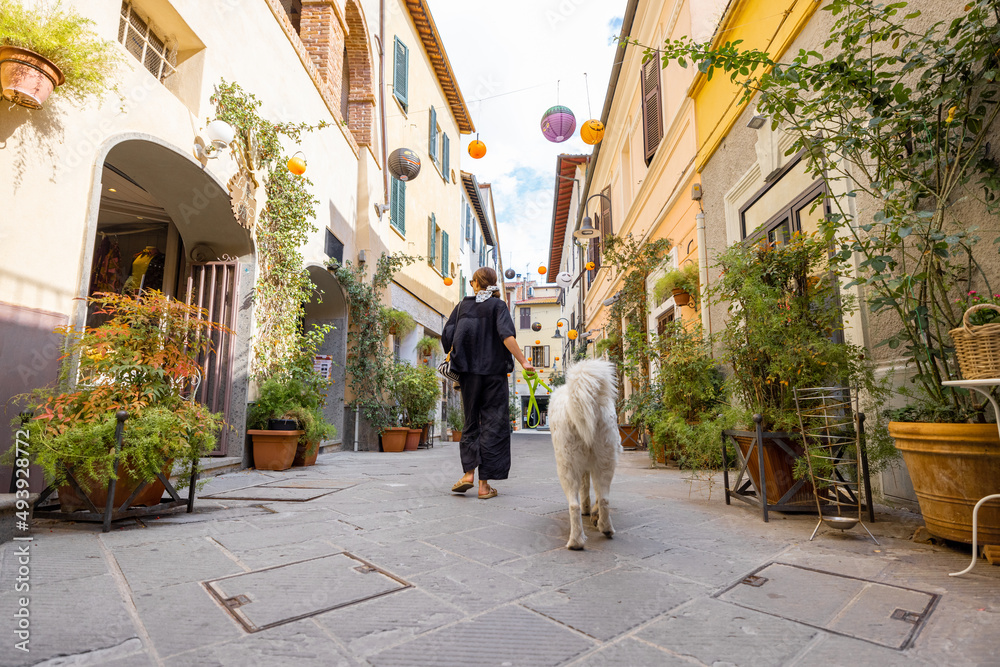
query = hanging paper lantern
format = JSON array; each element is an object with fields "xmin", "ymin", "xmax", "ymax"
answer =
[
  {"xmin": 585, "ymin": 261, "xmax": 595, "ymax": 271},
  {"xmin": 531, "ymin": 322, "xmax": 542, "ymax": 332},
  {"xmin": 535, "ymin": 340, "xmax": 541, "ymax": 345},
  {"xmin": 468, "ymin": 139, "xmax": 487, "ymax": 159},
  {"xmin": 556, "ymin": 271, "xmax": 573, "ymax": 290},
  {"xmin": 540, "ymin": 105, "xmax": 576, "ymax": 143},
  {"xmin": 388, "ymin": 148, "xmax": 421, "ymax": 181},
  {"xmin": 287, "ymin": 152, "xmax": 307, "ymax": 175},
  {"xmin": 580, "ymin": 119, "xmax": 605, "ymax": 145},
  {"xmin": 538, "ymin": 265, "xmax": 547, "ymax": 275},
  {"xmin": 443, "ymin": 276, "xmax": 453, "ymax": 286},
  {"xmin": 504, "ymin": 268, "xmax": 516, "ymax": 279},
  {"xmin": 567, "ymin": 329, "xmax": 578, "ymax": 340},
  {"xmin": 555, "ymin": 356, "xmax": 560, "ymax": 361}
]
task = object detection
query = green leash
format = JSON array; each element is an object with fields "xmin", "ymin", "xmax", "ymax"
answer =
[{"xmin": 522, "ymin": 370, "xmax": 551, "ymax": 429}]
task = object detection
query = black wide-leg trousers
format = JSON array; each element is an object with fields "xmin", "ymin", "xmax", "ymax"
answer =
[{"xmin": 458, "ymin": 373, "xmax": 511, "ymax": 480}]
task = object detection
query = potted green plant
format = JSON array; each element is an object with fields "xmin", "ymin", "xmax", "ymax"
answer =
[
  {"xmin": 653, "ymin": 261, "xmax": 700, "ymax": 308},
  {"xmin": 393, "ymin": 361, "xmax": 441, "ymax": 451},
  {"xmin": 447, "ymin": 404, "xmax": 464, "ymax": 441},
  {"xmin": 655, "ymin": 0, "xmax": 1000, "ymax": 541},
  {"xmin": 16, "ymin": 291, "xmax": 225, "ymax": 513},
  {"xmin": 415, "ymin": 335, "xmax": 441, "ymax": 361},
  {"xmin": 385, "ymin": 308, "xmax": 416, "ymax": 338},
  {"xmin": 0, "ymin": 0, "xmax": 121, "ymax": 108}
]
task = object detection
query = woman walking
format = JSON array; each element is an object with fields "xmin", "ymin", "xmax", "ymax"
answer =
[{"xmin": 442, "ymin": 267, "xmax": 533, "ymax": 499}]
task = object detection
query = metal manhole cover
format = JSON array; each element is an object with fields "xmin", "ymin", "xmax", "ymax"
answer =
[
  {"xmin": 716, "ymin": 563, "xmax": 938, "ymax": 650},
  {"xmin": 205, "ymin": 553, "xmax": 410, "ymax": 632},
  {"xmin": 201, "ymin": 485, "xmax": 337, "ymax": 502}
]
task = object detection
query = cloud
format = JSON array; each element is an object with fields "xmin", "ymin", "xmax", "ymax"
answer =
[{"xmin": 429, "ymin": 0, "xmax": 624, "ymax": 278}]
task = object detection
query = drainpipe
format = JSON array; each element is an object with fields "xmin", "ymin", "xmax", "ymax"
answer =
[
  {"xmin": 696, "ymin": 211, "xmax": 711, "ymax": 346},
  {"xmin": 379, "ymin": 0, "xmax": 389, "ymax": 209}
]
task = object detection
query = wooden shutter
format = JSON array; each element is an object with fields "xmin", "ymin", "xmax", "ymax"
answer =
[
  {"xmin": 441, "ymin": 133, "xmax": 450, "ymax": 179},
  {"xmin": 524, "ymin": 345, "xmax": 531, "ymax": 361},
  {"xmin": 393, "ymin": 37, "xmax": 408, "ymax": 109},
  {"xmin": 390, "ymin": 177, "xmax": 405, "ymax": 233},
  {"xmin": 600, "ymin": 186, "xmax": 612, "ymax": 238},
  {"xmin": 429, "ymin": 107, "xmax": 438, "ymax": 162},
  {"xmin": 520, "ymin": 307, "xmax": 530, "ymax": 329},
  {"xmin": 641, "ymin": 57, "xmax": 663, "ymax": 163},
  {"xmin": 428, "ymin": 215, "xmax": 436, "ymax": 266},
  {"xmin": 441, "ymin": 230, "xmax": 449, "ymax": 276},
  {"xmin": 544, "ymin": 346, "xmax": 550, "ymax": 367}
]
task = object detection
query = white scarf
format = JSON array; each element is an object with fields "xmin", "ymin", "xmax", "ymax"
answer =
[{"xmin": 475, "ymin": 285, "xmax": 500, "ymax": 303}]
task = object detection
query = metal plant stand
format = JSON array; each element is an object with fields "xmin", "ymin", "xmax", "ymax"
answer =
[
  {"xmin": 793, "ymin": 387, "xmax": 877, "ymax": 544},
  {"xmin": 32, "ymin": 411, "xmax": 197, "ymax": 532}
]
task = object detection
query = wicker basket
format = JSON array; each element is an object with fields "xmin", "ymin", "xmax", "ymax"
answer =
[{"xmin": 950, "ymin": 304, "xmax": 1000, "ymax": 380}]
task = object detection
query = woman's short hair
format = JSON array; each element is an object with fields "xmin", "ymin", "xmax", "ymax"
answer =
[{"xmin": 472, "ymin": 267, "xmax": 500, "ymax": 296}]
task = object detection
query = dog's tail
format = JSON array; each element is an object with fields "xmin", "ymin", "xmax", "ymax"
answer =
[{"xmin": 559, "ymin": 359, "xmax": 618, "ymax": 443}]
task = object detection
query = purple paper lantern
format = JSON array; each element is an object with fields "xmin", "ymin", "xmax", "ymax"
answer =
[{"xmin": 540, "ymin": 105, "xmax": 576, "ymax": 143}]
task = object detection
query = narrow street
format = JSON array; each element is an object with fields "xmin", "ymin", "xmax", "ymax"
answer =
[{"xmin": 2, "ymin": 433, "xmax": 995, "ymax": 666}]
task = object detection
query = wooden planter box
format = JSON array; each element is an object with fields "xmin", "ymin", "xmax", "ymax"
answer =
[{"xmin": 248, "ymin": 430, "xmax": 302, "ymax": 470}]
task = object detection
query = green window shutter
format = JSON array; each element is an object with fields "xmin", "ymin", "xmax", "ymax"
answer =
[
  {"xmin": 429, "ymin": 107, "xmax": 438, "ymax": 163},
  {"xmin": 442, "ymin": 230, "xmax": 449, "ymax": 276},
  {"xmin": 428, "ymin": 215, "xmax": 436, "ymax": 266},
  {"xmin": 390, "ymin": 177, "xmax": 405, "ymax": 233},
  {"xmin": 393, "ymin": 38, "xmax": 408, "ymax": 110},
  {"xmin": 441, "ymin": 133, "xmax": 450, "ymax": 179}
]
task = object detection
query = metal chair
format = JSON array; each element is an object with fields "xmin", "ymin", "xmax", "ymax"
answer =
[{"xmin": 793, "ymin": 386, "xmax": 878, "ymax": 544}]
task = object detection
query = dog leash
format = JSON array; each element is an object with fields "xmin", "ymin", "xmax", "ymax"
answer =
[{"xmin": 521, "ymin": 369, "xmax": 551, "ymax": 429}]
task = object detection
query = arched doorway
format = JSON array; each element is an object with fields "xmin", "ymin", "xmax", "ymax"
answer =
[
  {"xmin": 82, "ymin": 137, "xmax": 254, "ymax": 460},
  {"xmin": 303, "ymin": 264, "xmax": 348, "ymax": 446}
]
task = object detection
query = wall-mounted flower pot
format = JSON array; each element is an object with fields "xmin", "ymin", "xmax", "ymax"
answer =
[
  {"xmin": 0, "ymin": 46, "xmax": 65, "ymax": 109},
  {"xmin": 452, "ymin": 429, "xmax": 462, "ymax": 442},
  {"xmin": 671, "ymin": 288, "xmax": 691, "ymax": 307},
  {"xmin": 248, "ymin": 429, "xmax": 302, "ymax": 470},
  {"xmin": 381, "ymin": 427, "xmax": 408, "ymax": 452},
  {"xmin": 405, "ymin": 428, "xmax": 422, "ymax": 451},
  {"xmin": 890, "ymin": 421, "xmax": 1000, "ymax": 545},
  {"xmin": 293, "ymin": 440, "xmax": 319, "ymax": 466}
]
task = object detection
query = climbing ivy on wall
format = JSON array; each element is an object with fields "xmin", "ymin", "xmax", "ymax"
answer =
[{"xmin": 210, "ymin": 80, "xmax": 329, "ymax": 379}]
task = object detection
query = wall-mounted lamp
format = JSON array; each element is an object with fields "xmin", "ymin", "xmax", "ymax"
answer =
[
  {"xmin": 746, "ymin": 114, "xmax": 767, "ymax": 130},
  {"xmin": 574, "ymin": 192, "xmax": 612, "ymax": 241},
  {"xmin": 194, "ymin": 119, "xmax": 236, "ymax": 160}
]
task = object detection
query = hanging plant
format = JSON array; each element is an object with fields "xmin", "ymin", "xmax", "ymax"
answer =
[{"xmin": 384, "ymin": 307, "xmax": 416, "ymax": 337}]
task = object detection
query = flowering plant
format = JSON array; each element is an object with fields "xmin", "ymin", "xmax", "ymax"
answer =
[{"xmin": 954, "ymin": 292, "xmax": 1000, "ymax": 326}]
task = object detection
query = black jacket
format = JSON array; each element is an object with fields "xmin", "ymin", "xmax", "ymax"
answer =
[{"xmin": 442, "ymin": 296, "xmax": 516, "ymax": 376}]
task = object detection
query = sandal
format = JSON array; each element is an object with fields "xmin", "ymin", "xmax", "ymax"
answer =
[
  {"xmin": 478, "ymin": 485, "xmax": 498, "ymax": 500},
  {"xmin": 452, "ymin": 479, "xmax": 474, "ymax": 494}
]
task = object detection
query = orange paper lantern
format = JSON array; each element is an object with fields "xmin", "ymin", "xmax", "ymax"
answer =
[
  {"xmin": 443, "ymin": 276, "xmax": 454, "ymax": 286},
  {"xmin": 567, "ymin": 329, "xmax": 578, "ymax": 340},
  {"xmin": 557, "ymin": 321, "xmax": 564, "ymax": 327},
  {"xmin": 287, "ymin": 154, "xmax": 306, "ymax": 175},
  {"xmin": 555, "ymin": 356, "xmax": 560, "ymax": 361},
  {"xmin": 538, "ymin": 265, "xmax": 546, "ymax": 275},
  {"xmin": 585, "ymin": 262, "xmax": 595, "ymax": 271},
  {"xmin": 580, "ymin": 119, "xmax": 605, "ymax": 145},
  {"xmin": 535, "ymin": 340, "xmax": 541, "ymax": 344},
  {"xmin": 468, "ymin": 139, "xmax": 487, "ymax": 159}
]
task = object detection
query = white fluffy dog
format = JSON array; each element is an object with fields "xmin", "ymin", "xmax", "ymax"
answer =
[{"xmin": 548, "ymin": 359, "xmax": 621, "ymax": 550}]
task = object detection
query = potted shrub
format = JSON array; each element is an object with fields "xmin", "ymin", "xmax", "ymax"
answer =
[
  {"xmin": 16, "ymin": 291, "xmax": 225, "ymax": 512},
  {"xmin": 0, "ymin": 0, "xmax": 121, "ymax": 108},
  {"xmin": 246, "ymin": 361, "xmax": 336, "ymax": 469},
  {"xmin": 715, "ymin": 234, "xmax": 887, "ymax": 509},
  {"xmin": 448, "ymin": 404, "xmax": 464, "ymax": 441},
  {"xmin": 393, "ymin": 361, "xmax": 441, "ymax": 451},
  {"xmin": 653, "ymin": 261, "xmax": 700, "ymax": 308},
  {"xmin": 415, "ymin": 335, "xmax": 441, "ymax": 361},
  {"xmin": 656, "ymin": 0, "xmax": 1000, "ymax": 541},
  {"xmin": 385, "ymin": 308, "xmax": 416, "ymax": 338}
]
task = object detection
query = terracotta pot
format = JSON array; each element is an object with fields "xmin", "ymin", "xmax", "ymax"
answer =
[
  {"xmin": 452, "ymin": 429, "xmax": 462, "ymax": 442},
  {"xmin": 671, "ymin": 288, "xmax": 691, "ymax": 307},
  {"xmin": 293, "ymin": 440, "xmax": 319, "ymax": 466},
  {"xmin": 405, "ymin": 428, "xmax": 422, "ymax": 451},
  {"xmin": 618, "ymin": 424, "xmax": 643, "ymax": 450},
  {"xmin": 889, "ymin": 421, "xmax": 1000, "ymax": 545},
  {"xmin": 248, "ymin": 429, "xmax": 302, "ymax": 470},
  {"xmin": 382, "ymin": 427, "xmax": 408, "ymax": 452},
  {"xmin": 58, "ymin": 461, "xmax": 171, "ymax": 513},
  {"xmin": 730, "ymin": 431, "xmax": 815, "ymax": 508},
  {"xmin": 0, "ymin": 46, "xmax": 65, "ymax": 109}
]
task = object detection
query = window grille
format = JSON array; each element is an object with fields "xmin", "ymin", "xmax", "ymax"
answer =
[{"xmin": 119, "ymin": 2, "xmax": 175, "ymax": 81}]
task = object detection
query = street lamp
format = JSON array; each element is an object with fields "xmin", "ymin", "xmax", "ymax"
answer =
[
  {"xmin": 574, "ymin": 192, "xmax": 613, "ymax": 241},
  {"xmin": 552, "ymin": 317, "xmax": 570, "ymax": 339}
]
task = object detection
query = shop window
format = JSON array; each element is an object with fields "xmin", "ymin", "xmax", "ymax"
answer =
[{"xmin": 119, "ymin": 2, "xmax": 175, "ymax": 82}]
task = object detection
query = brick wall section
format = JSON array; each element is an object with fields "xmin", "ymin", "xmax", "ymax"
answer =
[
  {"xmin": 301, "ymin": 1, "xmax": 347, "ymax": 111},
  {"xmin": 344, "ymin": 1, "xmax": 375, "ymax": 146}
]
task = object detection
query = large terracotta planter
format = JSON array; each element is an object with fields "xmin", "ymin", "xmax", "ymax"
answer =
[
  {"xmin": 889, "ymin": 421, "xmax": 1000, "ymax": 545},
  {"xmin": 405, "ymin": 428, "xmax": 422, "ymax": 451},
  {"xmin": 293, "ymin": 440, "xmax": 319, "ymax": 467},
  {"xmin": 248, "ymin": 429, "xmax": 302, "ymax": 470},
  {"xmin": 0, "ymin": 46, "xmax": 65, "ymax": 109},
  {"xmin": 382, "ymin": 427, "xmax": 408, "ymax": 452},
  {"xmin": 730, "ymin": 431, "xmax": 814, "ymax": 508},
  {"xmin": 452, "ymin": 429, "xmax": 462, "ymax": 442},
  {"xmin": 58, "ymin": 462, "xmax": 170, "ymax": 513}
]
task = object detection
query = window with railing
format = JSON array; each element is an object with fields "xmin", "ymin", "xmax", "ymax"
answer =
[{"xmin": 118, "ymin": 2, "xmax": 175, "ymax": 82}]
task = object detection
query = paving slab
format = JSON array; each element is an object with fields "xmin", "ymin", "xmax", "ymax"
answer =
[
  {"xmin": 641, "ymin": 545, "xmax": 761, "ymax": 587},
  {"xmin": 495, "ymin": 547, "xmax": 620, "ymax": 588},
  {"xmin": 367, "ymin": 605, "xmax": 594, "ymax": 667},
  {"xmin": 409, "ymin": 559, "xmax": 541, "ymax": 613},
  {"xmin": 202, "ymin": 486, "xmax": 338, "ymax": 502},
  {"xmin": 422, "ymin": 532, "xmax": 522, "ymax": 566},
  {"xmin": 111, "ymin": 536, "xmax": 244, "ymax": 591},
  {"xmin": 463, "ymin": 523, "xmax": 567, "ymax": 557},
  {"xmin": 522, "ymin": 566, "xmax": 703, "ymax": 641},
  {"xmin": 568, "ymin": 637, "xmax": 693, "ymax": 666},
  {"xmin": 132, "ymin": 581, "xmax": 244, "ymax": 658}
]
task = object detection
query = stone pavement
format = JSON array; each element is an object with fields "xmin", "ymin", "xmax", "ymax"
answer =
[{"xmin": 1, "ymin": 431, "xmax": 997, "ymax": 666}]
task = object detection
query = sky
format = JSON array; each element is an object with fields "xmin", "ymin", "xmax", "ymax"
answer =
[{"xmin": 430, "ymin": 0, "xmax": 625, "ymax": 281}]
